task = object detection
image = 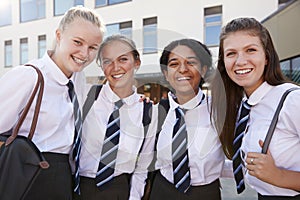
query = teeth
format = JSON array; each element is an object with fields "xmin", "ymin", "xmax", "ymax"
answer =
[
  {"xmin": 73, "ymin": 57, "xmax": 86, "ymax": 64},
  {"xmin": 236, "ymin": 69, "xmax": 252, "ymax": 74},
  {"xmin": 177, "ymin": 77, "xmax": 190, "ymax": 81},
  {"xmin": 113, "ymin": 74, "xmax": 124, "ymax": 79}
]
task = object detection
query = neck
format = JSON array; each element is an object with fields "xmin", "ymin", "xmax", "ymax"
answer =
[
  {"xmin": 175, "ymin": 89, "xmax": 199, "ymax": 105},
  {"xmin": 111, "ymin": 85, "xmax": 134, "ymax": 99}
]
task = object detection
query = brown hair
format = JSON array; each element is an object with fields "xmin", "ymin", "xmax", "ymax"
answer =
[{"xmin": 210, "ymin": 17, "xmax": 288, "ymax": 159}]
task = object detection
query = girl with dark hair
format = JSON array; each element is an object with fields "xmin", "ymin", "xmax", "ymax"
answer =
[
  {"xmin": 150, "ymin": 38, "xmax": 224, "ymax": 200},
  {"xmin": 210, "ymin": 17, "xmax": 300, "ymax": 199}
]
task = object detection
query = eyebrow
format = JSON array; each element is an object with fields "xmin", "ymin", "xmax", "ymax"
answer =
[
  {"xmin": 224, "ymin": 43, "xmax": 260, "ymax": 52},
  {"xmin": 168, "ymin": 56, "xmax": 198, "ymax": 63}
]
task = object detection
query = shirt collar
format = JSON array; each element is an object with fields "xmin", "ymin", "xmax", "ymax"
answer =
[
  {"xmin": 168, "ymin": 89, "xmax": 204, "ymax": 111},
  {"xmin": 247, "ymin": 81, "xmax": 273, "ymax": 106},
  {"xmin": 103, "ymin": 82, "xmax": 139, "ymax": 106},
  {"xmin": 43, "ymin": 50, "xmax": 72, "ymax": 85}
]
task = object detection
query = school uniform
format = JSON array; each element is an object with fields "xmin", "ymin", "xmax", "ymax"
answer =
[
  {"xmin": 79, "ymin": 83, "xmax": 157, "ymax": 200},
  {"xmin": 240, "ymin": 82, "xmax": 300, "ymax": 199},
  {"xmin": 0, "ymin": 51, "xmax": 86, "ymax": 200},
  {"xmin": 150, "ymin": 90, "xmax": 224, "ymax": 200}
]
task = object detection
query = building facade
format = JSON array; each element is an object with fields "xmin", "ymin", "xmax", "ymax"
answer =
[{"xmin": 1, "ymin": 0, "xmax": 294, "ymax": 102}]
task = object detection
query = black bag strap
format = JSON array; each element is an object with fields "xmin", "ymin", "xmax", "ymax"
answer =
[
  {"xmin": 6, "ymin": 64, "xmax": 44, "ymax": 146},
  {"xmin": 147, "ymin": 99, "xmax": 170, "ymax": 172},
  {"xmin": 138, "ymin": 100, "xmax": 153, "ymax": 154},
  {"xmin": 82, "ymin": 84, "xmax": 103, "ymax": 122},
  {"xmin": 261, "ymin": 87, "xmax": 300, "ymax": 154}
]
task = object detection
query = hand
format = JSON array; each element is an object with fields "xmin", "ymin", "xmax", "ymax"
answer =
[
  {"xmin": 245, "ymin": 140, "xmax": 281, "ymax": 185},
  {"xmin": 139, "ymin": 94, "xmax": 152, "ymax": 103}
]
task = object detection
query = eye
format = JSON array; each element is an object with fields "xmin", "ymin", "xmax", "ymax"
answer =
[
  {"xmin": 168, "ymin": 62, "xmax": 178, "ymax": 68},
  {"xmin": 225, "ymin": 51, "xmax": 236, "ymax": 57},
  {"xmin": 102, "ymin": 59, "xmax": 112, "ymax": 66},
  {"xmin": 186, "ymin": 60, "xmax": 198, "ymax": 66},
  {"xmin": 247, "ymin": 48, "xmax": 257, "ymax": 53},
  {"xmin": 119, "ymin": 57, "xmax": 128, "ymax": 62},
  {"xmin": 73, "ymin": 40, "xmax": 82, "ymax": 46},
  {"xmin": 89, "ymin": 46, "xmax": 98, "ymax": 51}
]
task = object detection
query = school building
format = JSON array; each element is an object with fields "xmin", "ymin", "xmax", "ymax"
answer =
[{"xmin": 0, "ymin": 0, "xmax": 298, "ymax": 102}]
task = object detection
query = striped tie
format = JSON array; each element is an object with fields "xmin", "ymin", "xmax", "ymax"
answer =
[
  {"xmin": 67, "ymin": 80, "xmax": 82, "ymax": 194},
  {"xmin": 232, "ymin": 100, "xmax": 251, "ymax": 194},
  {"xmin": 172, "ymin": 107, "xmax": 191, "ymax": 193},
  {"xmin": 96, "ymin": 100, "xmax": 123, "ymax": 188}
]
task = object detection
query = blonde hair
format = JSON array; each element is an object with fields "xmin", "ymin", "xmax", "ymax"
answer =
[{"xmin": 58, "ymin": 6, "xmax": 106, "ymax": 35}]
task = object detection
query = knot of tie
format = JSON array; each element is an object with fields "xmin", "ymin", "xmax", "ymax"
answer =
[{"xmin": 114, "ymin": 99, "xmax": 123, "ymax": 110}]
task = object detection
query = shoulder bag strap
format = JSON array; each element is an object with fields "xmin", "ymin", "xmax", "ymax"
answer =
[
  {"xmin": 6, "ymin": 64, "xmax": 44, "ymax": 145},
  {"xmin": 261, "ymin": 87, "xmax": 300, "ymax": 154},
  {"xmin": 82, "ymin": 84, "xmax": 103, "ymax": 122}
]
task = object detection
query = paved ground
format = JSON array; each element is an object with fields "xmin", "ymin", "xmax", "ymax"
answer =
[{"xmin": 221, "ymin": 178, "xmax": 257, "ymax": 200}]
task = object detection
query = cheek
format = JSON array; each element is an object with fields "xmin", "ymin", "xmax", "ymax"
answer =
[{"xmin": 103, "ymin": 67, "xmax": 111, "ymax": 77}]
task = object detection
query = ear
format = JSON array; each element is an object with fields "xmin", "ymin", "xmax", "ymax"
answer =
[
  {"xmin": 134, "ymin": 59, "xmax": 141, "ymax": 70},
  {"xmin": 200, "ymin": 65, "xmax": 208, "ymax": 78},
  {"xmin": 163, "ymin": 70, "xmax": 169, "ymax": 82},
  {"xmin": 55, "ymin": 29, "xmax": 62, "ymax": 45}
]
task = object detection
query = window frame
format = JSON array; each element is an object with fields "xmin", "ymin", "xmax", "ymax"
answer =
[
  {"xmin": 143, "ymin": 17, "xmax": 158, "ymax": 54},
  {"xmin": 4, "ymin": 40, "xmax": 13, "ymax": 68},
  {"xmin": 204, "ymin": 5, "xmax": 222, "ymax": 47}
]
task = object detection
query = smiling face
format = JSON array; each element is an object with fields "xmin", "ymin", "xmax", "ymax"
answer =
[
  {"xmin": 100, "ymin": 40, "xmax": 140, "ymax": 97},
  {"xmin": 164, "ymin": 45, "xmax": 206, "ymax": 103},
  {"xmin": 223, "ymin": 31, "xmax": 267, "ymax": 97},
  {"xmin": 53, "ymin": 18, "xmax": 103, "ymax": 78}
]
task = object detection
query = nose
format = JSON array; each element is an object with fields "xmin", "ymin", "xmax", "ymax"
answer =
[
  {"xmin": 79, "ymin": 46, "xmax": 89, "ymax": 58},
  {"xmin": 236, "ymin": 53, "xmax": 248, "ymax": 66},
  {"xmin": 112, "ymin": 60, "xmax": 120, "ymax": 71},
  {"xmin": 178, "ymin": 62, "xmax": 188, "ymax": 73}
]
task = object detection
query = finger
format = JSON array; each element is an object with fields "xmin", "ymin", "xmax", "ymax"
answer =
[
  {"xmin": 246, "ymin": 156, "xmax": 256, "ymax": 165},
  {"xmin": 259, "ymin": 139, "xmax": 272, "ymax": 156},
  {"xmin": 259, "ymin": 139, "xmax": 264, "ymax": 148}
]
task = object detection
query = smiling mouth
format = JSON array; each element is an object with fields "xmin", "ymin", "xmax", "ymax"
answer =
[
  {"xmin": 112, "ymin": 74, "xmax": 125, "ymax": 79},
  {"xmin": 177, "ymin": 77, "xmax": 191, "ymax": 81},
  {"xmin": 72, "ymin": 56, "xmax": 87, "ymax": 65},
  {"xmin": 235, "ymin": 68, "xmax": 252, "ymax": 75}
]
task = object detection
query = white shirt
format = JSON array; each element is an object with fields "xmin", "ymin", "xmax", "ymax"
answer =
[
  {"xmin": 241, "ymin": 82, "xmax": 300, "ymax": 196},
  {"xmin": 156, "ymin": 90, "xmax": 225, "ymax": 186},
  {"xmin": 79, "ymin": 83, "xmax": 157, "ymax": 200},
  {"xmin": 0, "ymin": 51, "xmax": 86, "ymax": 154}
]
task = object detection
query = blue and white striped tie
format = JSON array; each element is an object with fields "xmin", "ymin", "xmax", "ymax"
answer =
[
  {"xmin": 233, "ymin": 100, "xmax": 251, "ymax": 194},
  {"xmin": 172, "ymin": 107, "xmax": 191, "ymax": 193},
  {"xmin": 67, "ymin": 80, "xmax": 82, "ymax": 194},
  {"xmin": 95, "ymin": 100, "xmax": 123, "ymax": 188}
]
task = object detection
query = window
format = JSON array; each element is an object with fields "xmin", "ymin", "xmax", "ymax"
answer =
[
  {"xmin": 105, "ymin": 21, "xmax": 132, "ymax": 39},
  {"xmin": 4, "ymin": 40, "xmax": 12, "ymax": 67},
  {"xmin": 54, "ymin": 0, "xmax": 84, "ymax": 16},
  {"xmin": 143, "ymin": 17, "xmax": 157, "ymax": 54},
  {"xmin": 291, "ymin": 56, "xmax": 300, "ymax": 83},
  {"xmin": 38, "ymin": 35, "xmax": 46, "ymax": 58},
  {"xmin": 0, "ymin": 0, "xmax": 12, "ymax": 26},
  {"xmin": 95, "ymin": 0, "xmax": 130, "ymax": 7},
  {"xmin": 280, "ymin": 55, "xmax": 300, "ymax": 83},
  {"xmin": 204, "ymin": 6, "xmax": 222, "ymax": 46},
  {"xmin": 280, "ymin": 60, "xmax": 291, "ymax": 79},
  {"xmin": 20, "ymin": 38, "xmax": 28, "ymax": 65},
  {"xmin": 20, "ymin": 0, "xmax": 45, "ymax": 22}
]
